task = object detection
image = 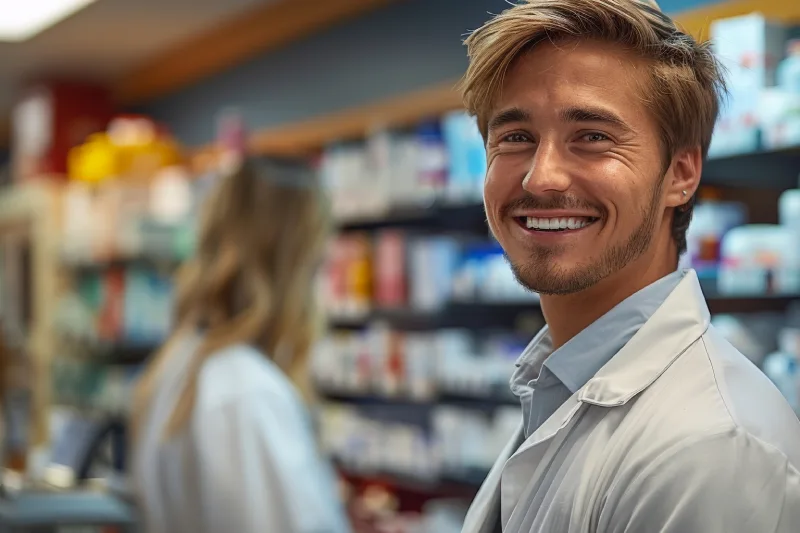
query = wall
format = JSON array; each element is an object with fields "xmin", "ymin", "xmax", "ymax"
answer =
[{"xmin": 140, "ymin": 0, "xmax": 727, "ymax": 146}]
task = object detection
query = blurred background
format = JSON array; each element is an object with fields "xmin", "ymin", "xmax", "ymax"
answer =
[{"xmin": 0, "ymin": 0, "xmax": 799, "ymax": 531}]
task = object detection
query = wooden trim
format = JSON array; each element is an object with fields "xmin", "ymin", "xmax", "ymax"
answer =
[
  {"xmin": 247, "ymin": 79, "xmax": 463, "ymax": 157},
  {"xmin": 674, "ymin": 0, "xmax": 800, "ymax": 38},
  {"xmin": 113, "ymin": 0, "xmax": 398, "ymax": 105},
  {"xmin": 0, "ymin": 182, "xmax": 61, "ymax": 448},
  {"xmin": 240, "ymin": 1, "xmax": 800, "ymax": 158}
]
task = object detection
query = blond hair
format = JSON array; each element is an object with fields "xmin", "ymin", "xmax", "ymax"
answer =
[
  {"xmin": 460, "ymin": 0, "xmax": 727, "ymax": 254},
  {"xmin": 132, "ymin": 158, "xmax": 330, "ymax": 438}
]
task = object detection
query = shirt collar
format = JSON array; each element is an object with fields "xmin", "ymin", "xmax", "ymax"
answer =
[
  {"xmin": 510, "ymin": 327, "xmax": 553, "ymax": 396},
  {"xmin": 580, "ymin": 269, "xmax": 710, "ymax": 406},
  {"xmin": 511, "ymin": 269, "xmax": 686, "ymax": 395}
]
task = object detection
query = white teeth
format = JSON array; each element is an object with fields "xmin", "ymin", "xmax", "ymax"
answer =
[{"xmin": 526, "ymin": 217, "xmax": 593, "ymax": 230}]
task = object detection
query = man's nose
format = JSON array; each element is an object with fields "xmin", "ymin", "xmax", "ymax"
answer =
[{"xmin": 522, "ymin": 142, "xmax": 571, "ymax": 195}]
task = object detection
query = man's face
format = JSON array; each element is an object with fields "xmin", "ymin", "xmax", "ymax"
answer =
[{"xmin": 484, "ymin": 39, "xmax": 671, "ymax": 295}]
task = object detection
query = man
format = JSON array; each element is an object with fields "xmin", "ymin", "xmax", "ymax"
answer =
[{"xmin": 459, "ymin": 1, "xmax": 800, "ymax": 532}]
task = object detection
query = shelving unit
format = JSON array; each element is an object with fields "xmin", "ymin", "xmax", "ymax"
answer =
[
  {"xmin": 703, "ymin": 147, "xmax": 800, "ymax": 189},
  {"xmin": 59, "ymin": 338, "xmax": 156, "ymax": 367},
  {"xmin": 337, "ymin": 202, "xmax": 487, "ymax": 233},
  {"xmin": 330, "ymin": 301, "xmax": 543, "ymax": 332},
  {"xmin": 319, "ymin": 389, "xmax": 518, "ymax": 411},
  {"xmin": 329, "ymin": 291, "xmax": 800, "ymax": 331},
  {"xmin": 338, "ymin": 465, "xmax": 485, "ymax": 498}
]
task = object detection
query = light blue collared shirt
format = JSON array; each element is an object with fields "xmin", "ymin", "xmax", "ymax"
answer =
[{"xmin": 511, "ymin": 270, "xmax": 686, "ymax": 438}]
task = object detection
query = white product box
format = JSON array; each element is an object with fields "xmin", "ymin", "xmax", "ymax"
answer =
[{"xmin": 711, "ymin": 13, "xmax": 787, "ymax": 90}]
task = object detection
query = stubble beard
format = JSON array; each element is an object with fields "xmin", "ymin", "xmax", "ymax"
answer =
[{"xmin": 507, "ymin": 176, "xmax": 665, "ymax": 296}]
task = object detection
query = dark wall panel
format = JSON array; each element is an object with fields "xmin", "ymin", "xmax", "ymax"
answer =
[{"xmin": 140, "ymin": 0, "xmax": 726, "ymax": 146}]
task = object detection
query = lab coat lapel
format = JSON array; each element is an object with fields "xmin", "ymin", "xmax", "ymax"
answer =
[
  {"xmin": 501, "ymin": 394, "xmax": 586, "ymax": 528},
  {"xmin": 462, "ymin": 425, "xmax": 524, "ymax": 533}
]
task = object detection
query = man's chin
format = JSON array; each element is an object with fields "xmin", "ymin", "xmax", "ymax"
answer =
[{"xmin": 510, "ymin": 261, "xmax": 602, "ymax": 296}]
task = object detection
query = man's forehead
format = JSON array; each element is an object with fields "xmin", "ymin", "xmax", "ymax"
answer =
[
  {"xmin": 492, "ymin": 42, "xmax": 648, "ymax": 108},
  {"xmin": 511, "ymin": 39, "xmax": 645, "ymax": 78}
]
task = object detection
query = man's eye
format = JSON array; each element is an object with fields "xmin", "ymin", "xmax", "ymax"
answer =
[
  {"xmin": 583, "ymin": 132, "xmax": 610, "ymax": 142},
  {"xmin": 502, "ymin": 132, "xmax": 531, "ymax": 143}
]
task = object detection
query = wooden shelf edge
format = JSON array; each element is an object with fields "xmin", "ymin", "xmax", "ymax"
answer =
[
  {"xmin": 193, "ymin": 1, "xmax": 800, "ymax": 160},
  {"xmin": 114, "ymin": 0, "xmax": 400, "ymax": 105},
  {"xmin": 244, "ymin": 79, "xmax": 464, "ymax": 157},
  {"xmin": 674, "ymin": 0, "xmax": 800, "ymax": 39}
]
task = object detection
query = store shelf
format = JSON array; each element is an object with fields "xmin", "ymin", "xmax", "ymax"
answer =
[
  {"xmin": 61, "ymin": 340, "xmax": 157, "ymax": 366},
  {"xmin": 337, "ymin": 202, "xmax": 487, "ymax": 233},
  {"xmin": 329, "ymin": 301, "xmax": 544, "ymax": 331},
  {"xmin": 61, "ymin": 254, "xmax": 183, "ymax": 274},
  {"xmin": 319, "ymin": 389, "xmax": 518, "ymax": 410},
  {"xmin": 337, "ymin": 464, "xmax": 485, "ymax": 499},
  {"xmin": 246, "ymin": 80, "xmax": 462, "ymax": 157},
  {"xmin": 700, "ymin": 277, "xmax": 800, "ymax": 313},
  {"xmin": 705, "ymin": 292, "xmax": 800, "ymax": 314},
  {"xmin": 330, "ymin": 290, "xmax": 800, "ymax": 332},
  {"xmin": 98, "ymin": 343, "xmax": 157, "ymax": 365},
  {"xmin": 704, "ymin": 146, "xmax": 800, "ymax": 189}
]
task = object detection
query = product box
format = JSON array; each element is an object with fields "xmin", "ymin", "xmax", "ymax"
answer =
[
  {"xmin": 442, "ymin": 111, "xmax": 487, "ymax": 203},
  {"xmin": 709, "ymin": 14, "xmax": 787, "ymax": 157},
  {"xmin": 373, "ymin": 230, "xmax": 407, "ymax": 309},
  {"xmin": 708, "ymin": 86, "xmax": 761, "ymax": 157},
  {"xmin": 711, "ymin": 13, "xmax": 787, "ymax": 90}
]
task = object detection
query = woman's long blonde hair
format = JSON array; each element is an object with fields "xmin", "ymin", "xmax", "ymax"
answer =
[{"xmin": 132, "ymin": 158, "xmax": 330, "ymax": 438}]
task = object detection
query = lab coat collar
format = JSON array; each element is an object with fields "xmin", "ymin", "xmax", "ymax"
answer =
[
  {"xmin": 578, "ymin": 269, "xmax": 710, "ymax": 407},
  {"xmin": 497, "ymin": 270, "xmax": 709, "ymax": 530},
  {"xmin": 507, "ymin": 269, "xmax": 706, "ymax": 455}
]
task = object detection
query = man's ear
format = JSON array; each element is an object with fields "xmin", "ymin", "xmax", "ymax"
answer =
[{"xmin": 664, "ymin": 146, "xmax": 702, "ymax": 208}]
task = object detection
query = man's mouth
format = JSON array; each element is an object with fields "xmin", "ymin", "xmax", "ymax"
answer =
[{"xmin": 516, "ymin": 216, "xmax": 599, "ymax": 232}]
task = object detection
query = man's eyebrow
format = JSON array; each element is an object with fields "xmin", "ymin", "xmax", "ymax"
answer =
[
  {"xmin": 488, "ymin": 107, "xmax": 531, "ymax": 132},
  {"xmin": 559, "ymin": 106, "xmax": 632, "ymax": 132}
]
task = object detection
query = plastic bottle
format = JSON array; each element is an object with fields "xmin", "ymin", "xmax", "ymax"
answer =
[
  {"xmin": 415, "ymin": 120, "xmax": 449, "ymax": 200},
  {"xmin": 777, "ymin": 39, "xmax": 800, "ymax": 94}
]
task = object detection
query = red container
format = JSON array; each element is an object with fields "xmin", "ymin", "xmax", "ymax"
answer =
[
  {"xmin": 374, "ymin": 230, "xmax": 407, "ymax": 308},
  {"xmin": 12, "ymin": 80, "xmax": 115, "ymax": 181}
]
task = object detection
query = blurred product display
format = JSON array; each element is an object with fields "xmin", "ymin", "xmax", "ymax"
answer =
[
  {"xmin": 319, "ymin": 401, "xmax": 520, "ymax": 484},
  {"xmin": 313, "ymin": 327, "xmax": 526, "ymax": 401},
  {"xmin": 322, "ymin": 111, "xmax": 486, "ymax": 223},
  {"xmin": 322, "ymin": 232, "xmax": 538, "ymax": 320},
  {"xmin": 712, "ymin": 302, "xmax": 800, "ymax": 411},
  {"xmin": 709, "ymin": 14, "xmax": 800, "ymax": 155}
]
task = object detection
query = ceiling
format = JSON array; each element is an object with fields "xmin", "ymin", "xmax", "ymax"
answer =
[{"xmin": 0, "ymin": 0, "xmax": 274, "ymax": 121}]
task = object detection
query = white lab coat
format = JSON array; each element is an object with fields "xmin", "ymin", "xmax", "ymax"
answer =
[
  {"xmin": 132, "ymin": 335, "xmax": 351, "ymax": 533},
  {"xmin": 463, "ymin": 270, "xmax": 800, "ymax": 533}
]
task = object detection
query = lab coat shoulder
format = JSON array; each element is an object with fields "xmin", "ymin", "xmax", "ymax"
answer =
[
  {"xmin": 701, "ymin": 326, "xmax": 800, "ymax": 465},
  {"xmin": 603, "ymin": 426, "xmax": 800, "ymax": 533},
  {"xmin": 600, "ymin": 327, "xmax": 800, "ymax": 533},
  {"xmin": 189, "ymin": 344, "xmax": 351, "ymax": 533}
]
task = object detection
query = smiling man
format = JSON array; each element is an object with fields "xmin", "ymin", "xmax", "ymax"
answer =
[{"xmin": 459, "ymin": 1, "xmax": 800, "ymax": 532}]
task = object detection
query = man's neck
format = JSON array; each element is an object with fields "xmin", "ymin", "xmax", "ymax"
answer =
[{"xmin": 540, "ymin": 249, "xmax": 677, "ymax": 350}]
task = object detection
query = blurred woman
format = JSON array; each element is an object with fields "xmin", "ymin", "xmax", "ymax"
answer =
[{"xmin": 131, "ymin": 159, "xmax": 350, "ymax": 533}]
